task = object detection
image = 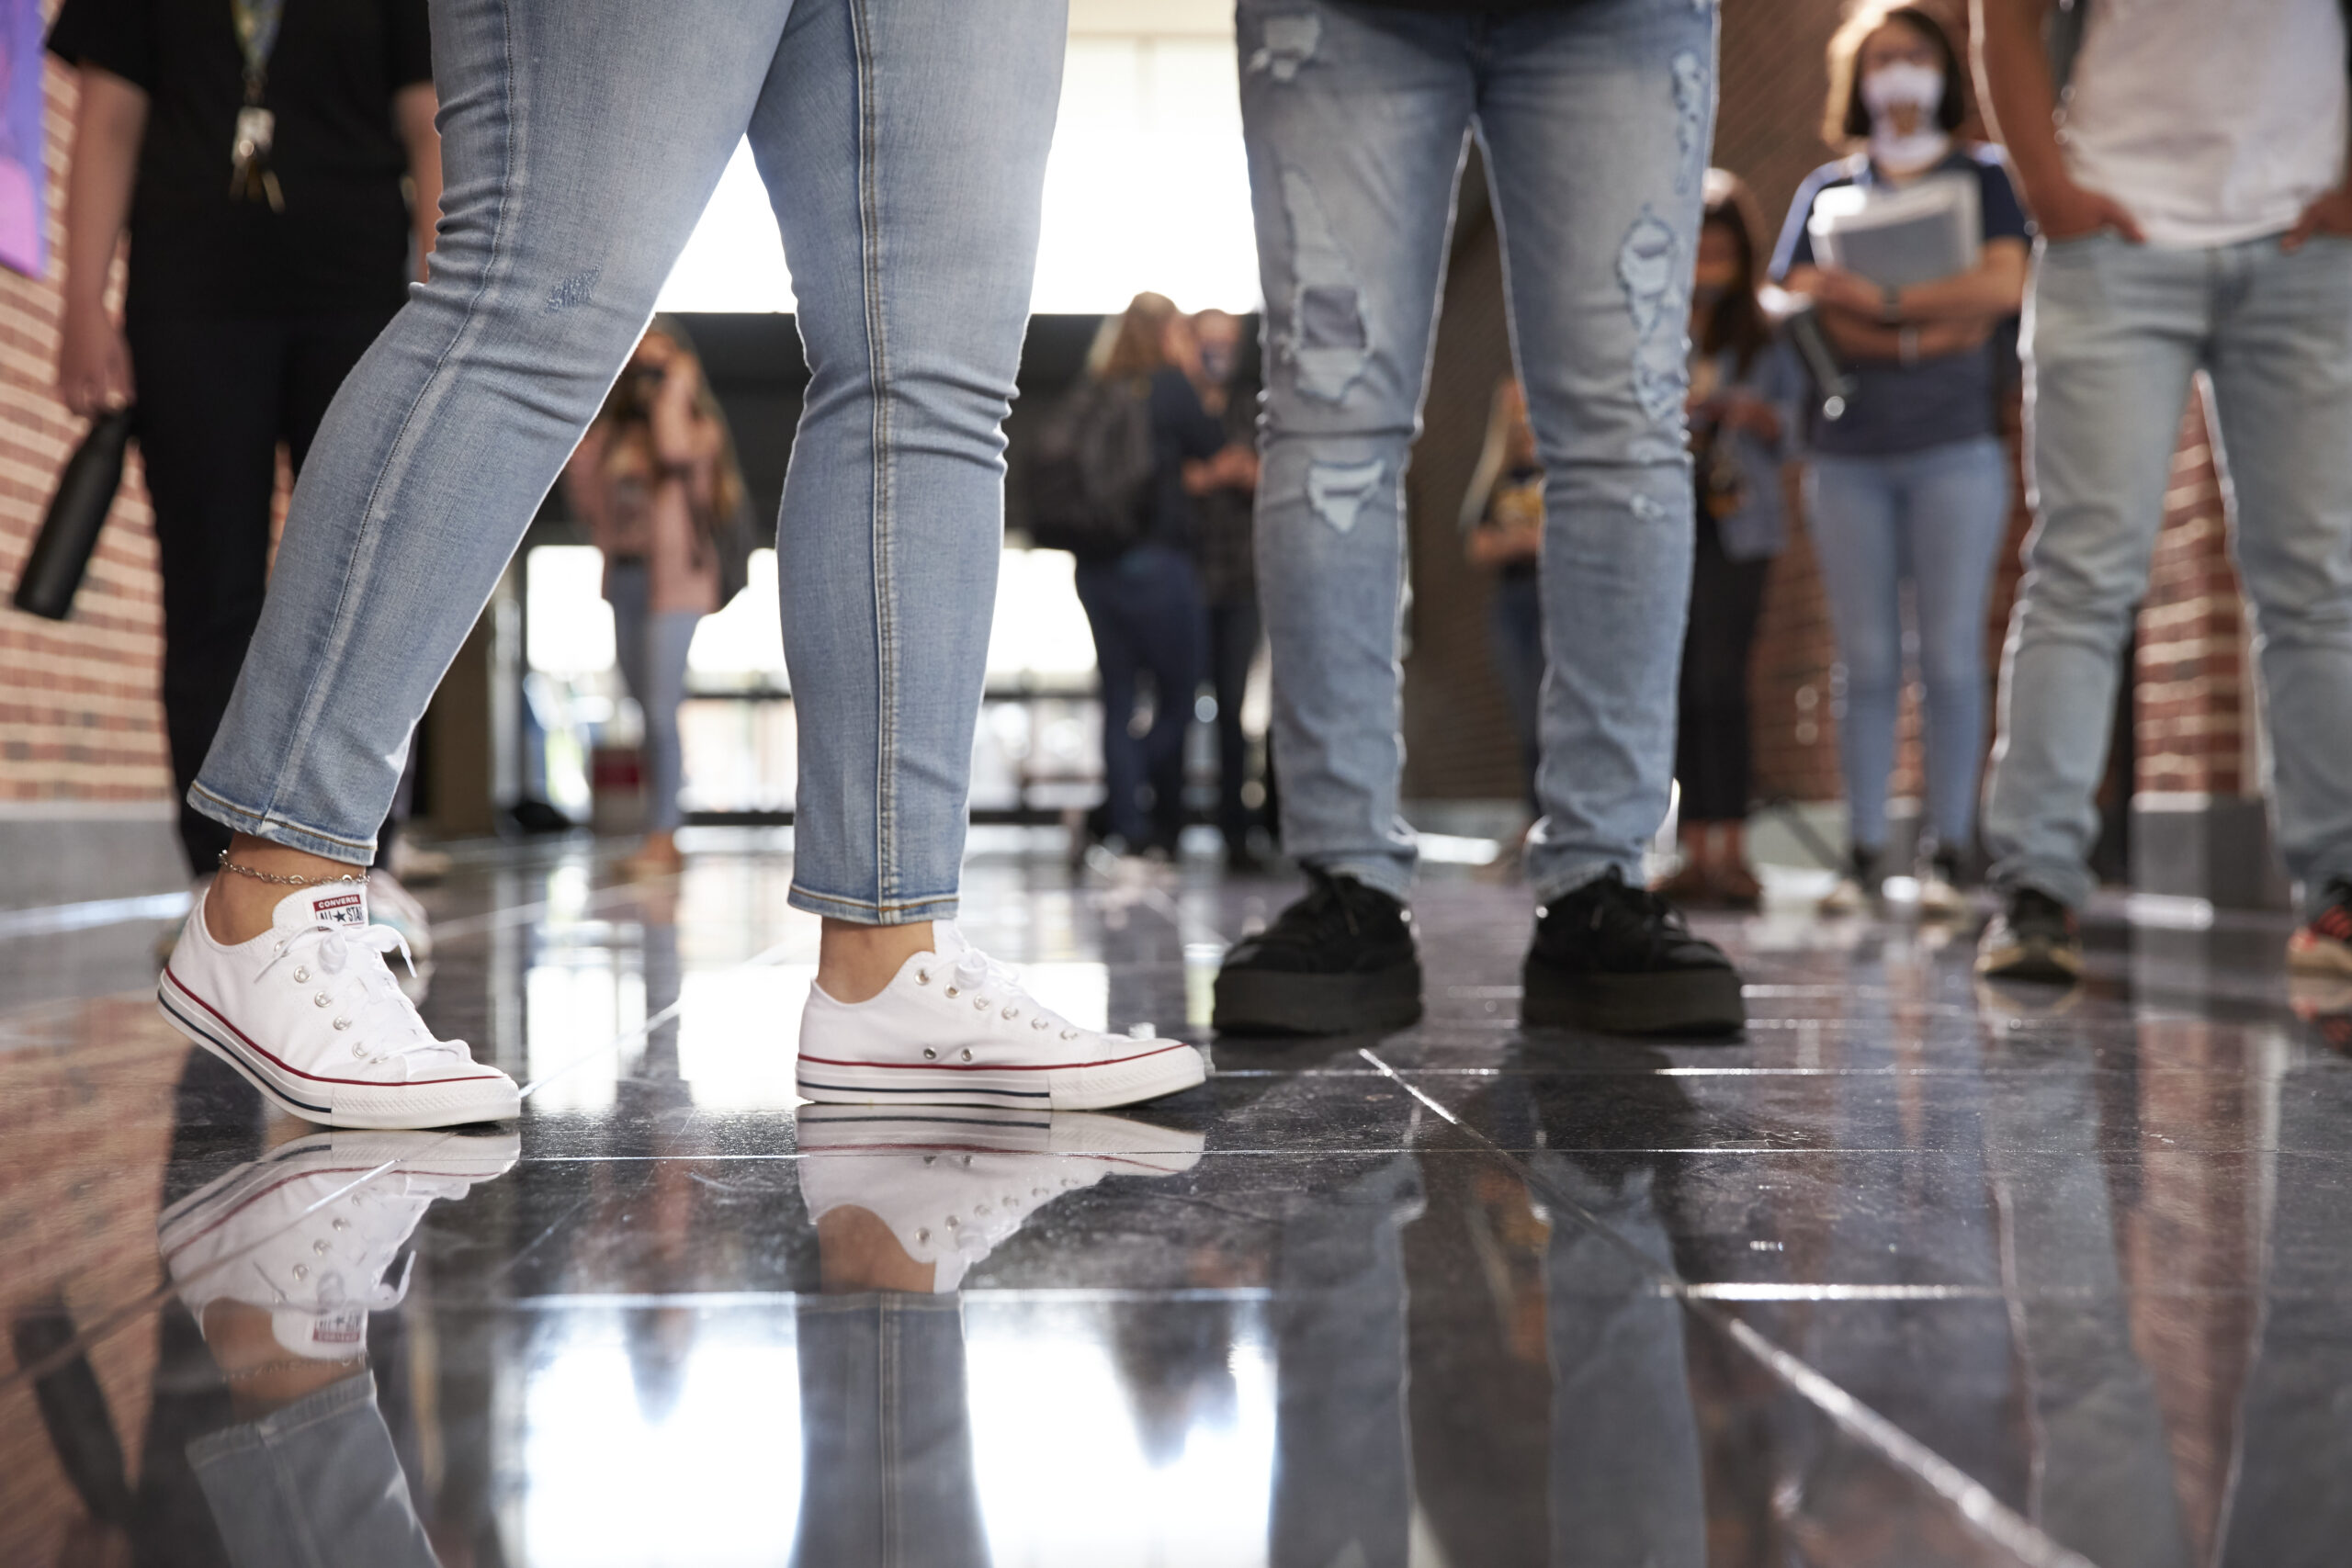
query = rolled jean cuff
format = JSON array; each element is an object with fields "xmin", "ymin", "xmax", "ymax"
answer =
[
  {"xmin": 787, "ymin": 881, "xmax": 961, "ymax": 927},
  {"xmin": 1532, "ymin": 859, "xmax": 1639, "ymax": 908},
  {"xmin": 187, "ymin": 781, "xmax": 378, "ymax": 866},
  {"xmin": 1309, "ymin": 856, "xmax": 1414, "ymax": 902}
]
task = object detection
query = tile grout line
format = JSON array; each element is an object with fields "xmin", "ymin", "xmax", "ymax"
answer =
[{"xmin": 1355, "ymin": 1045, "xmax": 2097, "ymax": 1568}]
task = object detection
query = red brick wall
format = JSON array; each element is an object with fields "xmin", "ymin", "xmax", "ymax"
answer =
[
  {"xmin": 0, "ymin": 45, "xmax": 170, "ymax": 805},
  {"xmin": 2137, "ymin": 389, "xmax": 2247, "ymax": 798}
]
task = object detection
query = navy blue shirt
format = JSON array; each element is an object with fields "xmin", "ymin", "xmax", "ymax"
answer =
[{"xmin": 1770, "ymin": 145, "xmax": 2030, "ymax": 457}]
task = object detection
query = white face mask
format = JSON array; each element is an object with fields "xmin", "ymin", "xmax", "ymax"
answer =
[{"xmin": 1862, "ymin": 62, "xmax": 1951, "ymax": 171}]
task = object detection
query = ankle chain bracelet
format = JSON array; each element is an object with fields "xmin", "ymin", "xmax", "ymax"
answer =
[{"xmin": 216, "ymin": 851, "xmax": 370, "ymax": 888}]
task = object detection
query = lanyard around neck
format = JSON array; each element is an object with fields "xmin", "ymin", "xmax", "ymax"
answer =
[{"xmin": 230, "ymin": 0, "xmax": 285, "ymax": 103}]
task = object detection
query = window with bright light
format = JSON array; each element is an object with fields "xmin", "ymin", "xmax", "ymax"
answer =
[{"xmin": 654, "ymin": 27, "xmax": 1258, "ymax": 316}]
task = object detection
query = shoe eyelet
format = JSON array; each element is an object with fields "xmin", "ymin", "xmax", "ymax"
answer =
[
  {"xmin": 352, "ymin": 1043, "xmax": 367, "ymax": 1057},
  {"xmin": 973, "ymin": 996, "xmax": 989, "ymax": 1010},
  {"xmin": 313, "ymin": 992, "xmax": 332, "ymax": 1008},
  {"xmin": 292, "ymin": 966, "xmax": 310, "ymax": 983},
  {"xmin": 1033, "ymin": 1018, "xmax": 1049, "ymax": 1030},
  {"xmin": 922, "ymin": 1047, "xmax": 938, "ymax": 1061},
  {"xmin": 916, "ymin": 1227, "xmax": 930, "ymax": 1243},
  {"xmin": 944, "ymin": 1215, "xmax": 959, "ymax": 1228},
  {"xmin": 962, "ymin": 1048, "xmax": 974, "ymax": 1062},
  {"xmin": 1061, "ymin": 1029, "xmax": 1077, "ymax": 1040},
  {"xmin": 917, "ymin": 970, "xmax": 930, "ymax": 985},
  {"xmin": 944, "ymin": 986, "xmax": 958, "ymax": 998},
  {"xmin": 1003, "ymin": 1006, "xmax": 1019, "ymax": 1020},
  {"xmin": 333, "ymin": 1017, "xmax": 352, "ymax": 1031},
  {"xmin": 291, "ymin": 1263, "xmax": 309, "ymax": 1280}
]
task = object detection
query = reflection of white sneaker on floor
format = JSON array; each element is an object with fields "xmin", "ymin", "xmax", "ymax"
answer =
[
  {"xmin": 1915, "ymin": 869, "xmax": 1969, "ymax": 920},
  {"xmin": 796, "ymin": 924, "xmax": 1210, "ymax": 1111},
  {"xmin": 796, "ymin": 1105, "xmax": 1203, "ymax": 1291},
  {"xmin": 366, "ymin": 871, "xmax": 435, "ymax": 1003},
  {"xmin": 160, "ymin": 880, "xmax": 518, "ymax": 1129},
  {"xmin": 161, "ymin": 1129, "xmax": 518, "ymax": 1359}
]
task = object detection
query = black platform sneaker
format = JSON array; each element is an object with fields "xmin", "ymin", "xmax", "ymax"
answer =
[
  {"xmin": 1973, "ymin": 886, "xmax": 2083, "ymax": 983},
  {"xmin": 1521, "ymin": 869, "xmax": 1746, "ymax": 1036},
  {"xmin": 1213, "ymin": 869, "xmax": 1423, "ymax": 1034}
]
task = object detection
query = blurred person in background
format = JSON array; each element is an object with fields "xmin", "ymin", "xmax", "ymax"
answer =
[
  {"xmin": 48, "ymin": 0, "xmax": 445, "ymax": 953},
  {"xmin": 1461, "ymin": 378, "xmax": 1545, "ymax": 812},
  {"xmin": 1974, "ymin": 0, "xmax": 2352, "ymax": 987},
  {"xmin": 1186, "ymin": 307, "xmax": 1269, "ymax": 870},
  {"xmin": 1659, "ymin": 170, "xmax": 1795, "ymax": 912},
  {"xmin": 1773, "ymin": 1, "xmax": 2028, "ymax": 919},
  {"xmin": 1077, "ymin": 292, "xmax": 1228, "ymax": 858},
  {"xmin": 1215, "ymin": 0, "xmax": 1746, "ymax": 1039},
  {"xmin": 562, "ymin": 320, "xmax": 746, "ymax": 881}
]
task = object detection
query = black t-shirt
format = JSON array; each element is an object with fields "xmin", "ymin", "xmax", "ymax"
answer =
[{"xmin": 48, "ymin": 0, "xmax": 433, "ymax": 318}]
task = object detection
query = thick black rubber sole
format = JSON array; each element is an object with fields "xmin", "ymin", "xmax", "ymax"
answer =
[
  {"xmin": 1213, "ymin": 961, "xmax": 1423, "ymax": 1035},
  {"xmin": 1520, "ymin": 960, "xmax": 1746, "ymax": 1037}
]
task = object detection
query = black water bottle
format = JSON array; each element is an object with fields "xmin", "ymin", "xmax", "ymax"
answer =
[{"xmin": 12, "ymin": 407, "xmax": 134, "ymax": 621}]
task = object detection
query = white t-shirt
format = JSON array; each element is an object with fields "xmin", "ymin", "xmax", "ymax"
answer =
[{"xmin": 2061, "ymin": 0, "xmax": 2348, "ymax": 248}]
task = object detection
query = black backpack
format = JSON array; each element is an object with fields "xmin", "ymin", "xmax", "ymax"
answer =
[{"xmin": 1026, "ymin": 374, "xmax": 1156, "ymax": 561}]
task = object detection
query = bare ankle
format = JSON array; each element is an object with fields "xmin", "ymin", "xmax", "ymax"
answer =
[
  {"xmin": 203, "ymin": 835, "xmax": 369, "ymax": 946},
  {"xmin": 815, "ymin": 919, "xmax": 933, "ymax": 1005}
]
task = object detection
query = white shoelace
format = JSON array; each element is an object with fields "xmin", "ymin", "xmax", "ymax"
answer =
[
  {"xmin": 257, "ymin": 920, "xmax": 463, "ymax": 1074},
  {"xmin": 934, "ymin": 939, "xmax": 1085, "ymax": 1041}
]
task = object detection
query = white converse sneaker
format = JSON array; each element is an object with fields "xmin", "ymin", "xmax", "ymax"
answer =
[
  {"xmin": 159, "ymin": 879, "xmax": 518, "ymax": 1129},
  {"xmin": 795, "ymin": 1105, "xmax": 1203, "ymax": 1291},
  {"xmin": 795, "ymin": 925, "xmax": 1209, "ymax": 1111},
  {"xmin": 161, "ymin": 1129, "xmax": 518, "ymax": 1357}
]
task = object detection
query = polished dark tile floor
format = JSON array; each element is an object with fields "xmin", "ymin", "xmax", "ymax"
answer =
[{"xmin": 5, "ymin": 834, "xmax": 2350, "ymax": 1566}]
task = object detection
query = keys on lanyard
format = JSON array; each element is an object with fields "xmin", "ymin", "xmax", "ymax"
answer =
[
  {"xmin": 231, "ymin": 104, "xmax": 282, "ymax": 211},
  {"xmin": 229, "ymin": 0, "xmax": 286, "ymax": 210}
]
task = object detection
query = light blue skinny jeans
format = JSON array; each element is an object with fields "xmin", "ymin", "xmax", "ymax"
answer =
[
  {"xmin": 190, "ymin": 0, "xmax": 1067, "ymax": 925},
  {"xmin": 1987, "ymin": 232, "xmax": 2352, "ymax": 913},
  {"xmin": 1804, "ymin": 436, "xmax": 2010, "ymax": 858},
  {"xmin": 1238, "ymin": 0, "xmax": 1719, "ymax": 902}
]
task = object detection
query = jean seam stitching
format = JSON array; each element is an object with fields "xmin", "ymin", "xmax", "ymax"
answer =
[
  {"xmin": 237, "ymin": 0, "xmax": 521, "ymax": 850},
  {"xmin": 187, "ymin": 781, "xmax": 378, "ymax": 854},
  {"xmin": 850, "ymin": 0, "xmax": 898, "ymax": 915}
]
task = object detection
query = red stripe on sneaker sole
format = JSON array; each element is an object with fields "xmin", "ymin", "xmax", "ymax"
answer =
[{"xmin": 162, "ymin": 966, "xmax": 505, "ymax": 1089}]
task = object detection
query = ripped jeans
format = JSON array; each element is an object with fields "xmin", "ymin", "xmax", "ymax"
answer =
[{"xmin": 1238, "ymin": 0, "xmax": 1717, "ymax": 902}]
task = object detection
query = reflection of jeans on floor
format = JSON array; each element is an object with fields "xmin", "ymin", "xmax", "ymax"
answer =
[
  {"xmin": 1269, "ymin": 1156, "xmax": 1421, "ymax": 1568},
  {"xmin": 1238, "ymin": 0, "xmax": 1715, "ymax": 902},
  {"xmin": 1987, "ymin": 234, "xmax": 2352, "ymax": 911},
  {"xmin": 1076, "ymin": 545, "xmax": 1205, "ymax": 848},
  {"xmin": 1804, "ymin": 435, "xmax": 2008, "ymax": 854},
  {"xmin": 606, "ymin": 558, "xmax": 701, "ymax": 833},
  {"xmin": 1207, "ymin": 596, "xmax": 1262, "ymax": 851},
  {"xmin": 792, "ymin": 1294, "xmax": 989, "ymax": 1568},
  {"xmin": 187, "ymin": 0, "xmax": 1063, "ymax": 929},
  {"xmin": 1488, "ymin": 571, "xmax": 1544, "ymax": 807},
  {"xmin": 187, "ymin": 1374, "xmax": 436, "ymax": 1568},
  {"xmin": 2215, "ymin": 1057, "xmax": 2352, "ymax": 1566},
  {"xmin": 1978, "ymin": 1029, "xmax": 2192, "ymax": 1568},
  {"xmin": 1532, "ymin": 1153, "xmax": 1706, "ymax": 1568}
]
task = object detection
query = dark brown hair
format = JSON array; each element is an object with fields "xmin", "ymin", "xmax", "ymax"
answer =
[
  {"xmin": 1697, "ymin": 168, "xmax": 1770, "ymax": 375},
  {"xmin": 1824, "ymin": 1, "xmax": 1967, "ymax": 148}
]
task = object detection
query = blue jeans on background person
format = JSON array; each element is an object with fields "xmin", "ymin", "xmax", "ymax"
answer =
[
  {"xmin": 1804, "ymin": 436, "xmax": 2009, "ymax": 860},
  {"xmin": 188, "ymin": 0, "xmax": 1067, "ymax": 926},
  {"xmin": 605, "ymin": 560, "xmax": 701, "ymax": 834},
  {"xmin": 1987, "ymin": 233, "xmax": 2352, "ymax": 913},
  {"xmin": 1238, "ymin": 0, "xmax": 1717, "ymax": 904},
  {"xmin": 1487, "ymin": 571, "xmax": 1544, "ymax": 807},
  {"xmin": 1076, "ymin": 545, "xmax": 1207, "ymax": 851}
]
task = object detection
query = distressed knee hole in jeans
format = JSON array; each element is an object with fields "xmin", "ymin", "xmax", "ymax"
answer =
[
  {"xmin": 544, "ymin": 267, "xmax": 599, "ymax": 312},
  {"xmin": 1248, "ymin": 13, "xmax": 1319, "ymax": 81},
  {"xmin": 1278, "ymin": 168, "xmax": 1372, "ymax": 402},
  {"xmin": 1306, "ymin": 457, "xmax": 1385, "ymax": 534},
  {"xmin": 1617, "ymin": 208, "xmax": 1687, "ymax": 428}
]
